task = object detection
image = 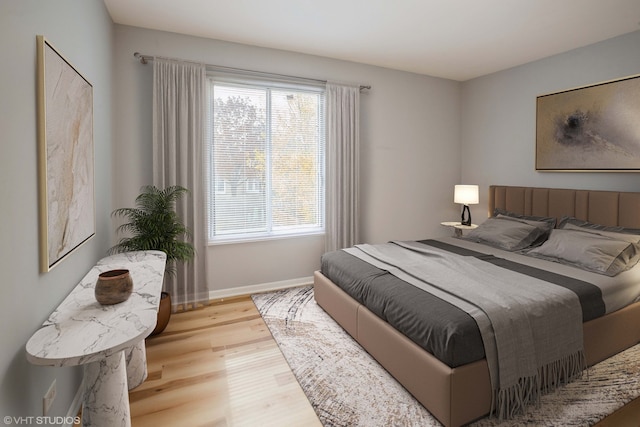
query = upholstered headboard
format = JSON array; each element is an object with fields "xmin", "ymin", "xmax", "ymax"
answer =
[{"xmin": 489, "ymin": 185, "xmax": 640, "ymax": 228}]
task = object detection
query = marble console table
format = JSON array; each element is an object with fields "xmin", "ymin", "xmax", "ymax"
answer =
[{"xmin": 26, "ymin": 251, "xmax": 166, "ymax": 427}]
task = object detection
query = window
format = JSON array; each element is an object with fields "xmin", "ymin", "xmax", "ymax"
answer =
[{"xmin": 206, "ymin": 79, "xmax": 325, "ymax": 242}]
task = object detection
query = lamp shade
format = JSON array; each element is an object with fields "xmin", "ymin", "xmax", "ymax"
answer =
[{"xmin": 454, "ymin": 185, "xmax": 479, "ymax": 205}]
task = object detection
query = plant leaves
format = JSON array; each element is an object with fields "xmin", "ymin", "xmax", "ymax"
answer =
[{"xmin": 109, "ymin": 185, "xmax": 195, "ymax": 274}]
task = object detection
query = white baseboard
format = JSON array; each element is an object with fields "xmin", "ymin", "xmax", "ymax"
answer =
[{"xmin": 208, "ymin": 276, "xmax": 313, "ymax": 300}]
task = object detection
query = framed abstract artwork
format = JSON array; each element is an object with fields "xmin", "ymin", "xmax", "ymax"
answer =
[
  {"xmin": 536, "ymin": 74, "xmax": 640, "ymax": 171},
  {"xmin": 37, "ymin": 36, "xmax": 95, "ymax": 272}
]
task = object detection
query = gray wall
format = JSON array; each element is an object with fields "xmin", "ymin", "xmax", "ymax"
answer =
[
  {"xmin": 461, "ymin": 30, "xmax": 640, "ymax": 221},
  {"xmin": 113, "ymin": 25, "xmax": 462, "ymax": 295},
  {"xmin": 0, "ymin": 0, "xmax": 114, "ymax": 420}
]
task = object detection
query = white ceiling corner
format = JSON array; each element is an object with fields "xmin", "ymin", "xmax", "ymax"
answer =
[{"xmin": 104, "ymin": 0, "xmax": 640, "ymax": 81}]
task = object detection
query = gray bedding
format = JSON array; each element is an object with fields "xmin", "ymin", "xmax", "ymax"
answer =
[{"xmin": 320, "ymin": 238, "xmax": 607, "ymax": 369}]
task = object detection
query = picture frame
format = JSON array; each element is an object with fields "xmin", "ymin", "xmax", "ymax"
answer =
[
  {"xmin": 536, "ymin": 74, "xmax": 640, "ymax": 171},
  {"xmin": 37, "ymin": 35, "xmax": 95, "ymax": 272}
]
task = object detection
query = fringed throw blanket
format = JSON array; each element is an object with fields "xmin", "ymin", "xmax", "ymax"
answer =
[{"xmin": 344, "ymin": 241, "xmax": 586, "ymax": 418}]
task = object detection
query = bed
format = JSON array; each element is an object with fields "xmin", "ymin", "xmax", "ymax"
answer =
[{"xmin": 314, "ymin": 185, "xmax": 640, "ymax": 427}]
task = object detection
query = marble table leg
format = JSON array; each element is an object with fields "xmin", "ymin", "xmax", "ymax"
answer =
[
  {"xmin": 125, "ymin": 341, "xmax": 148, "ymax": 389},
  {"xmin": 82, "ymin": 351, "xmax": 131, "ymax": 427}
]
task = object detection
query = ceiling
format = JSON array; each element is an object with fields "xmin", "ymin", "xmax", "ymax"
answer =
[{"xmin": 104, "ymin": 0, "xmax": 640, "ymax": 81}]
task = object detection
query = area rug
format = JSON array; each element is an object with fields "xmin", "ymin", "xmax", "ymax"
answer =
[{"xmin": 252, "ymin": 286, "xmax": 640, "ymax": 427}]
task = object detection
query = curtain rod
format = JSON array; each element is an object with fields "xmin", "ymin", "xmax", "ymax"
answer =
[{"xmin": 133, "ymin": 52, "xmax": 371, "ymax": 91}]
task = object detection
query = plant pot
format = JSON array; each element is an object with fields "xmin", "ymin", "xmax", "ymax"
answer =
[{"xmin": 150, "ymin": 292, "xmax": 171, "ymax": 336}]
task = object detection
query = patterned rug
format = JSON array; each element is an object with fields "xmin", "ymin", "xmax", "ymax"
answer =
[{"xmin": 252, "ymin": 286, "xmax": 640, "ymax": 427}]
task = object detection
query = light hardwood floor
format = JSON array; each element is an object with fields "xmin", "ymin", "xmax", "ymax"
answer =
[
  {"xmin": 127, "ymin": 294, "xmax": 640, "ymax": 427},
  {"xmin": 129, "ymin": 295, "xmax": 321, "ymax": 427}
]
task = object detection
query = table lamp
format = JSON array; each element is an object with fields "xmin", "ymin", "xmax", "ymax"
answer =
[{"xmin": 454, "ymin": 185, "xmax": 479, "ymax": 226}]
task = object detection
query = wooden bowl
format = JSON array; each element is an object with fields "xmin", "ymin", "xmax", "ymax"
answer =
[{"xmin": 95, "ymin": 269, "xmax": 133, "ymax": 305}]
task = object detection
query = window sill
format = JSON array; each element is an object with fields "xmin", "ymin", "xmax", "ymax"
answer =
[{"xmin": 208, "ymin": 230, "xmax": 325, "ymax": 246}]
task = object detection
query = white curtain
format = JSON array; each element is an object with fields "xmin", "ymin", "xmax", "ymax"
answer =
[
  {"xmin": 153, "ymin": 58, "xmax": 209, "ymax": 311},
  {"xmin": 325, "ymin": 83, "xmax": 360, "ymax": 252}
]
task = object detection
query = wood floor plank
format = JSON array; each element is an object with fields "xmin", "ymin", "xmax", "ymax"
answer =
[
  {"xmin": 130, "ymin": 296, "xmax": 321, "ymax": 427},
  {"xmin": 127, "ymin": 294, "xmax": 638, "ymax": 427}
]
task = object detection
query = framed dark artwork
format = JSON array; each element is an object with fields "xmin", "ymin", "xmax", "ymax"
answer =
[
  {"xmin": 536, "ymin": 74, "xmax": 640, "ymax": 171},
  {"xmin": 37, "ymin": 36, "xmax": 95, "ymax": 272}
]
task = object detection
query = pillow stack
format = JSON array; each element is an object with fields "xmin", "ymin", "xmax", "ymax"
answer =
[
  {"xmin": 527, "ymin": 217, "xmax": 640, "ymax": 276},
  {"xmin": 462, "ymin": 209, "xmax": 555, "ymax": 251}
]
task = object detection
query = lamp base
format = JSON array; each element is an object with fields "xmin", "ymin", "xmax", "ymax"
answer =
[{"xmin": 461, "ymin": 205, "xmax": 471, "ymax": 226}]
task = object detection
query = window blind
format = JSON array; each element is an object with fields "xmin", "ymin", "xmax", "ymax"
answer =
[{"xmin": 207, "ymin": 79, "xmax": 325, "ymax": 242}]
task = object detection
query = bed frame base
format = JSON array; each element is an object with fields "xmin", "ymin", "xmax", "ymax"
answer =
[{"xmin": 314, "ymin": 270, "xmax": 640, "ymax": 427}]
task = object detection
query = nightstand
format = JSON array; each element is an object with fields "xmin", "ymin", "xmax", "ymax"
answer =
[{"xmin": 440, "ymin": 221, "xmax": 478, "ymax": 237}]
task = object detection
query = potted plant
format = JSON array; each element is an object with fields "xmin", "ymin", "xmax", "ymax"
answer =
[{"xmin": 109, "ymin": 185, "xmax": 195, "ymax": 335}]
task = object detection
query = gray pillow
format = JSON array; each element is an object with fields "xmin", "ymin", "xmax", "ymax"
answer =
[
  {"xmin": 462, "ymin": 216, "xmax": 553, "ymax": 251},
  {"xmin": 527, "ymin": 229, "xmax": 640, "ymax": 276},
  {"xmin": 562, "ymin": 222, "xmax": 640, "ymax": 244},
  {"xmin": 493, "ymin": 209, "xmax": 557, "ymax": 228},
  {"xmin": 559, "ymin": 216, "xmax": 640, "ymax": 238}
]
